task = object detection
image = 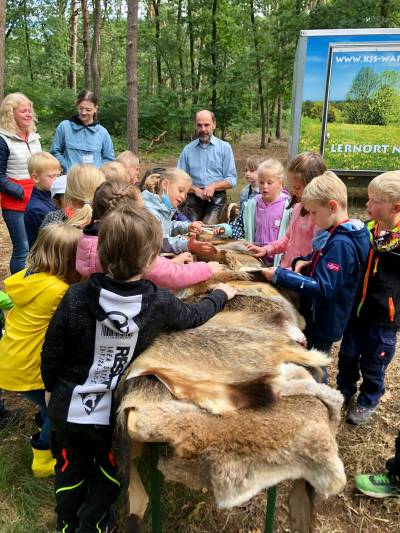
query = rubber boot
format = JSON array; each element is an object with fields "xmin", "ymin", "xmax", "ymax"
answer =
[{"xmin": 31, "ymin": 432, "xmax": 56, "ymax": 478}]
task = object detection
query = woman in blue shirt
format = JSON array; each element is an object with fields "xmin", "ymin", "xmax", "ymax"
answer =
[{"xmin": 51, "ymin": 90, "xmax": 115, "ymax": 173}]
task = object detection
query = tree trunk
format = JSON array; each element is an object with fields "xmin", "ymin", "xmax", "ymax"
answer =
[
  {"xmin": 146, "ymin": 2, "xmax": 153, "ymax": 96},
  {"xmin": 126, "ymin": 0, "xmax": 139, "ymax": 153},
  {"xmin": 249, "ymin": 0, "xmax": 266, "ymax": 148},
  {"xmin": 211, "ymin": 0, "xmax": 218, "ymax": 113},
  {"xmin": 152, "ymin": 0, "xmax": 162, "ymax": 92},
  {"xmin": 0, "ymin": 0, "xmax": 6, "ymax": 102},
  {"xmin": 91, "ymin": 0, "xmax": 101, "ymax": 99},
  {"xmin": 381, "ymin": 0, "xmax": 390, "ymax": 26},
  {"xmin": 68, "ymin": 0, "xmax": 78, "ymax": 93},
  {"xmin": 177, "ymin": 0, "xmax": 185, "ymax": 140},
  {"xmin": 275, "ymin": 94, "xmax": 282, "ymax": 140},
  {"xmin": 81, "ymin": 0, "xmax": 91, "ymax": 89},
  {"xmin": 23, "ymin": 0, "xmax": 34, "ymax": 83},
  {"xmin": 187, "ymin": 0, "xmax": 196, "ymax": 96}
]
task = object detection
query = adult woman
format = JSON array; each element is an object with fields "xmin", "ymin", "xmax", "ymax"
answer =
[
  {"xmin": 0, "ymin": 93, "xmax": 41, "ymax": 273},
  {"xmin": 51, "ymin": 89, "xmax": 114, "ymax": 173}
]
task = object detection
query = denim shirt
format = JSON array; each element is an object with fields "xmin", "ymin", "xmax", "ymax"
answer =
[{"xmin": 177, "ymin": 135, "xmax": 237, "ymax": 188}]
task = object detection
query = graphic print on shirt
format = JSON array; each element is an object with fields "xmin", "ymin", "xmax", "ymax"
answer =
[{"xmin": 67, "ymin": 288, "xmax": 142, "ymax": 425}]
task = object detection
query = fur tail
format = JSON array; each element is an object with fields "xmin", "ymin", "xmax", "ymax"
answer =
[{"xmin": 282, "ymin": 347, "xmax": 330, "ymax": 369}]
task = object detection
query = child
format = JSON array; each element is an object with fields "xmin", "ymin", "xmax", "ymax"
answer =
[
  {"xmin": 50, "ymin": 174, "xmax": 67, "ymax": 209},
  {"xmin": 0, "ymin": 224, "xmax": 81, "ymax": 476},
  {"xmin": 216, "ymin": 159, "xmax": 291, "ymax": 266},
  {"xmin": 355, "ymin": 433, "xmax": 400, "ymax": 497},
  {"xmin": 76, "ymin": 180, "xmax": 223, "ymax": 290},
  {"xmin": 142, "ymin": 168, "xmax": 215, "ymax": 257},
  {"xmin": 239, "ymin": 155, "xmax": 264, "ymax": 212},
  {"xmin": 116, "ymin": 150, "xmax": 140, "ymax": 184},
  {"xmin": 262, "ymin": 171, "xmax": 370, "ymax": 360},
  {"xmin": 247, "ymin": 152, "xmax": 326, "ymax": 267},
  {"xmin": 40, "ymin": 164, "xmax": 104, "ymax": 229},
  {"xmin": 337, "ymin": 171, "xmax": 400, "ymax": 425},
  {"xmin": 41, "ymin": 205, "xmax": 236, "ymax": 533},
  {"xmin": 100, "ymin": 160, "xmax": 129, "ymax": 183},
  {"xmin": 24, "ymin": 152, "xmax": 61, "ymax": 248}
]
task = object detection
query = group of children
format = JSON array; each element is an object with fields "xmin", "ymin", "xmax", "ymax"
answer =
[{"xmin": 0, "ymin": 147, "xmax": 399, "ymax": 531}]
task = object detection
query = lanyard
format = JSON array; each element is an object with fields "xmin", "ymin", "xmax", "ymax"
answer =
[{"xmin": 309, "ymin": 219, "xmax": 349, "ymax": 277}]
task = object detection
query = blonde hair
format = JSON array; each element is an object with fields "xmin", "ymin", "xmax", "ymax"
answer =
[
  {"xmin": 28, "ymin": 151, "xmax": 61, "ymax": 177},
  {"xmin": 142, "ymin": 167, "xmax": 191, "ymax": 196},
  {"xmin": 368, "ymin": 171, "xmax": 400, "ymax": 204},
  {"xmin": 65, "ymin": 164, "xmax": 105, "ymax": 227},
  {"xmin": 116, "ymin": 150, "xmax": 139, "ymax": 166},
  {"xmin": 257, "ymin": 158, "xmax": 285, "ymax": 182},
  {"xmin": 244, "ymin": 155, "xmax": 266, "ymax": 172},
  {"xmin": 100, "ymin": 161, "xmax": 129, "ymax": 183},
  {"xmin": 99, "ymin": 205, "xmax": 163, "ymax": 280},
  {"xmin": 302, "ymin": 171, "xmax": 348, "ymax": 209},
  {"xmin": 26, "ymin": 224, "xmax": 81, "ymax": 285},
  {"xmin": 0, "ymin": 93, "xmax": 37, "ymax": 133}
]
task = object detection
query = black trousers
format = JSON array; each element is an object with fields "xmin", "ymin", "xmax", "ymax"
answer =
[
  {"xmin": 181, "ymin": 190, "xmax": 226, "ymax": 224},
  {"xmin": 386, "ymin": 431, "xmax": 400, "ymax": 478},
  {"xmin": 51, "ymin": 425, "xmax": 120, "ymax": 533}
]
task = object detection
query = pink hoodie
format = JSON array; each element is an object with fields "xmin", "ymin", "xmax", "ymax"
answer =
[
  {"xmin": 265, "ymin": 202, "xmax": 317, "ymax": 269},
  {"xmin": 75, "ymin": 232, "xmax": 213, "ymax": 291}
]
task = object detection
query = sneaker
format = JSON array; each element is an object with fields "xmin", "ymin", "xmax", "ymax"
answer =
[
  {"xmin": 355, "ymin": 472, "xmax": 400, "ymax": 498},
  {"xmin": 0, "ymin": 408, "xmax": 22, "ymax": 430},
  {"xmin": 346, "ymin": 405, "xmax": 376, "ymax": 425}
]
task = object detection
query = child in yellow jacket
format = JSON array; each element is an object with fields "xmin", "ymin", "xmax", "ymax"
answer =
[{"xmin": 0, "ymin": 224, "xmax": 81, "ymax": 477}]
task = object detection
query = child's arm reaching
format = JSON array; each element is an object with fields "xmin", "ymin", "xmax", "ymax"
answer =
[
  {"xmin": 145, "ymin": 256, "xmax": 223, "ymax": 291},
  {"xmin": 214, "ymin": 211, "xmax": 245, "ymax": 240},
  {"xmin": 263, "ymin": 241, "xmax": 357, "ymax": 299},
  {"xmin": 40, "ymin": 292, "xmax": 70, "ymax": 393},
  {"xmin": 160, "ymin": 283, "xmax": 236, "ymax": 330}
]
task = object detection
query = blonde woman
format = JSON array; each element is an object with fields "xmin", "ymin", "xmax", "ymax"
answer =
[
  {"xmin": 0, "ymin": 224, "xmax": 81, "ymax": 477},
  {"xmin": 40, "ymin": 163, "xmax": 105, "ymax": 229},
  {"xmin": 0, "ymin": 93, "xmax": 41, "ymax": 273}
]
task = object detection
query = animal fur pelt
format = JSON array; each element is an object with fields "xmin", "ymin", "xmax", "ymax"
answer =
[{"xmin": 117, "ymin": 375, "xmax": 345, "ymax": 510}]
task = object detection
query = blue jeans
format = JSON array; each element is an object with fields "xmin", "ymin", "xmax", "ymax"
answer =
[
  {"xmin": 23, "ymin": 390, "xmax": 51, "ymax": 446},
  {"xmin": 2, "ymin": 208, "xmax": 29, "ymax": 274},
  {"xmin": 337, "ymin": 317, "xmax": 397, "ymax": 409}
]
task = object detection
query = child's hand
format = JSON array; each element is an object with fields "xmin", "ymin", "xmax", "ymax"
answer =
[
  {"xmin": 208, "ymin": 261, "xmax": 224, "ymax": 275},
  {"xmin": 188, "ymin": 221, "xmax": 204, "ymax": 235},
  {"xmin": 188, "ymin": 236, "xmax": 217, "ymax": 256},
  {"xmin": 262, "ymin": 267, "xmax": 276, "ymax": 282},
  {"xmin": 212, "ymin": 283, "xmax": 237, "ymax": 300},
  {"xmin": 171, "ymin": 252, "xmax": 193, "ymax": 264},
  {"xmin": 246, "ymin": 243, "xmax": 267, "ymax": 257},
  {"xmin": 213, "ymin": 226, "xmax": 225, "ymax": 235},
  {"xmin": 294, "ymin": 260, "xmax": 311, "ymax": 274}
]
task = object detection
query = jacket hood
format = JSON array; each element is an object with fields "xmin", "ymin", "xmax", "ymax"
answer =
[
  {"xmin": 68, "ymin": 115, "xmax": 100, "ymax": 131},
  {"xmin": 313, "ymin": 219, "xmax": 370, "ymax": 259},
  {"xmin": 0, "ymin": 127, "xmax": 40, "ymax": 142},
  {"xmin": 142, "ymin": 189, "xmax": 176, "ymax": 217},
  {"xmin": 87, "ymin": 273, "xmax": 158, "ymax": 335},
  {"xmin": 4, "ymin": 270, "xmax": 63, "ymax": 306},
  {"xmin": 256, "ymin": 191, "xmax": 289, "ymax": 209}
]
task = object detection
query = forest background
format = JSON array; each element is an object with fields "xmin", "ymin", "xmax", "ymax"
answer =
[{"xmin": 1, "ymin": 0, "xmax": 400, "ymax": 155}]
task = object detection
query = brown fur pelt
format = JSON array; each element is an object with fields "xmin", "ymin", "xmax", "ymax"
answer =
[{"xmin": 117, "ymin": 376, "xmax": 345, "ymax": 509}]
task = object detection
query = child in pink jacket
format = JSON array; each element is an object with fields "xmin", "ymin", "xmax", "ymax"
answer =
[
  {"xmin": 76, "ymin": 180, "xmax": 222, "ymax": 290},
  {"xmin": 247, "ymin": 152, "xmax": 327, "ymax": 268}
]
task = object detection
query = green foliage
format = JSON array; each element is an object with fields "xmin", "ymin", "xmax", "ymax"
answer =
[{"xmin": 367, "ymin": 85, "xmax": 399, "ymax": 125}]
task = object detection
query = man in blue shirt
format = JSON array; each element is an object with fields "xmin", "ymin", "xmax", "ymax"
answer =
[{"xmin": 177, "ymin": 110, "xmax": 237, "ymax": 224}]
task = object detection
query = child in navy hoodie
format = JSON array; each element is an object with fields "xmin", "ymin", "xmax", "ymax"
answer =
[
  {"xmin": 41, "ymin": 204, "xmax": 236, "ymax": 533},
  {"xmin": 262, "ymin": 171, "xmax": 370, "ymax": 367},
  {"xmin": 24, "ymin": 152, "xmax": 60, "ymax": 248}
]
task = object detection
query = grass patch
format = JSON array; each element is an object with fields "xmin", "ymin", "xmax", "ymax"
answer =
[
  {"xmin": 0, "ymin": 427, "xmax": 54, "ymax": 532},
  {"xmin": 299, "ymin": 117, "xmax": 400, "ymax": 170}
]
